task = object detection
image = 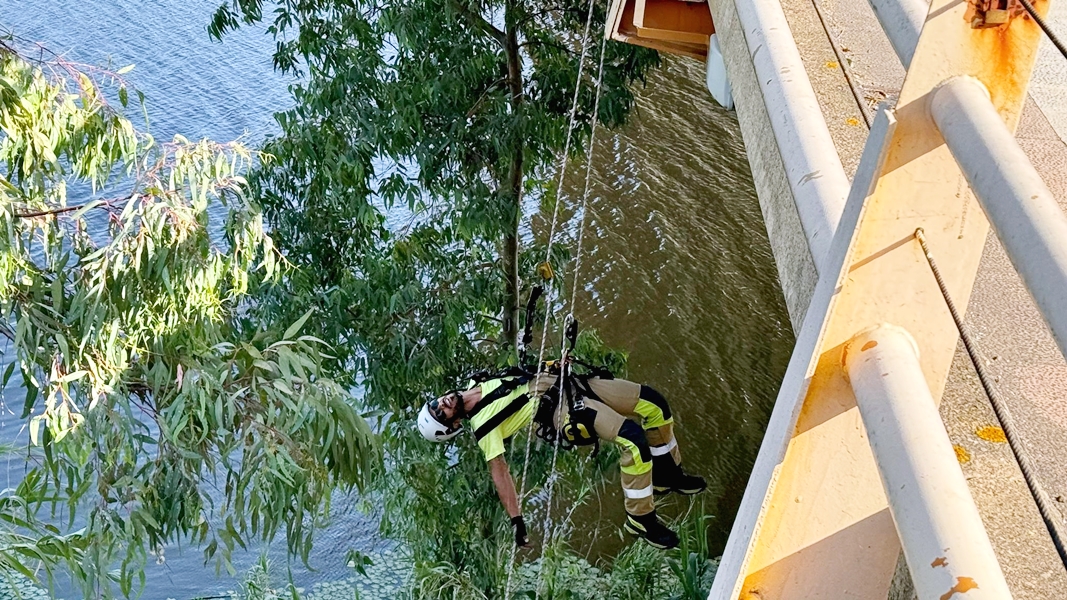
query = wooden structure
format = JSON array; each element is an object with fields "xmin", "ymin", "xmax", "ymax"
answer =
[{"xmin": 606, "ymin": 0, "xmax": 715, "ymax": 59}]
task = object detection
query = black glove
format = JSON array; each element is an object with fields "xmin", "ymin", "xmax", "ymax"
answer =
[{"xmin": 511, "ymin": 515, "xmax": 529, "ymax": 547}]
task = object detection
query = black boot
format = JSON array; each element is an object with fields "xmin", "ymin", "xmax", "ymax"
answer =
[
  {"xmin": 653, "ymin": 455, "xmax": 707, "ymax": 496},
  {"xmin": 623, "ymin": 511, "xmax": 679, "ymax": 550}
]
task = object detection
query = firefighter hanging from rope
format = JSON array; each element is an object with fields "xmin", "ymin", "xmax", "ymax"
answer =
[{"xmin": 417, "ymin": 286, "xmax": 706, "ymax": 550}]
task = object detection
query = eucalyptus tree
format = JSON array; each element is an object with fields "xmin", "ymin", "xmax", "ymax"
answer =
[
  {"xmin": 207, "ymin": 0, "xmax": 658, "ymax": 591},
  {"xmin": 0, "ymin": 43, "xmax": 377, "ymax": 596},
  {"xmin": 209, "ymin": 0, "xmax": 659, "ymax": 371}
]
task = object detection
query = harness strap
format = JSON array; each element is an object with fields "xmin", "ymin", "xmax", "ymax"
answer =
[
  {"xmin": 570, "ymin": 358, "xmax": 614, "ymax": 380},
  {"xmin": 572, "ymin": 374, "xmax": 603, "ymax": 403},
  {"xmin": 473, "ymin": 393, "xmax": 532, "ymax": 442},
  {"xmin": 467, "ymin": 375, "xmax": 530, "ymax": 420}
]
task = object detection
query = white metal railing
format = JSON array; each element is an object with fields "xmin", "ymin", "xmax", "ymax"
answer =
[
  {"xmin": 866, "ymin": 0, "xmax": 925, "ymax": 66},
  {"xmin": 929, "ymin": 76, "xmax": 1067, "ymax": 359},
  {"xmin": 723, "ymin": 0, "xmax": 851, "ymax": 274},
  {"xmin": 844, "ymin": 324, "xmax": 1014, "ymax": 600},
  {"xmin": 705, "ymin": 0, "xmax": 1064, "ymax": 593}
]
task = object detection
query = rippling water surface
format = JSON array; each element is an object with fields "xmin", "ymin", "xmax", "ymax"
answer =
[
  {"xmin": 549, "ymin": 57, "xmax": 793, "ymax": 558},
  {"xmin": 1, "ymin": 2, "xmax": 792, "ymax": 596}
]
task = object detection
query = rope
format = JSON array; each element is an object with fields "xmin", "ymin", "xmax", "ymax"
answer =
[
  {"xmin": 503, "ymin": 0, "xmax": 598, "ymax": 595},
  {"xmin": 568, "ymin": 36, "xmax": 608, "ymax": 310},
  {"xmin": 914, "ymin": 228, "xmax": 1067, "ymax": 569},
  {"xmin": 535, "ymin": 33, "xmax": 610, "ymax": 595},
  {"xmin": 1018, "ymin": 0, "xmax": 1067, "ymax": 62}
]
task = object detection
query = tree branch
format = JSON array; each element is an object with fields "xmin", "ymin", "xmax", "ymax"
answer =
[
  {"xmin": 465, "ymin": 77, "xmax": 508, "ymax": 119},
  {"xmin": 449, "ymin": 0, "xmax": 507, "ymax": 49},
  {"xmin": 519, "ymin": 39, "xmax": 577, "ymax": 57},
  {"xmin": 13, "ymin": 199, "xmax": 116, "ymax": 219}
]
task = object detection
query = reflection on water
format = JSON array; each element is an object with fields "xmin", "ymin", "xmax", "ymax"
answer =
[{"xmin": 1, "ymin": 2, "xmax": 792, "ymax": 594}]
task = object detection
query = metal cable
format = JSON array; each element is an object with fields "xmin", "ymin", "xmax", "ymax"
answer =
[
  {"xmin": 1018, "ymin": 0, "xmax": 1067, "ymax": 62},
  {"xmin": 503, "ymin": 0, "xmax": 598, "ymax": 595},
  {"xmin": 809, "ymin": 0, "xmax": 873, "ymax": 128},
  {"xmin": 914, "ymin": 228, "xmax": 1067, "ymax": 569}
]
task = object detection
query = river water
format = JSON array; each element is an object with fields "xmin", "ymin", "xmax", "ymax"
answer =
[{"xmin": 0, "ymin": 1, "xmax": 792, "ymax": 597}]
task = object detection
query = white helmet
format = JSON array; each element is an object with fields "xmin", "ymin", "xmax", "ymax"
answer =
[{"xmin": 417, "ymin": 402, "xmax": 462, "ymax": 442}]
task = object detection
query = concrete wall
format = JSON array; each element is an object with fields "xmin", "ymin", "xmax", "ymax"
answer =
[{"xmin": 708, "ymin": 0, "xmax": 819, "ymax": 331}]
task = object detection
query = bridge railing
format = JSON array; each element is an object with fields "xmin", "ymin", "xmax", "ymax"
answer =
[
  {"xmin": 844, "ymin": 324, "xmax": 1013, "ymax": 600},
  {"xmin": 706, "ymin": 0, "xmax": 1064, "ymax": 596}
]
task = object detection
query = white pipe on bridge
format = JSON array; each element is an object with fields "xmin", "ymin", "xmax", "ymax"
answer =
[
  {"xmin": 865, "ymin": 0, "xmax": 925, "ymax": 67},
  {"xmin": 844, "ymin": 324, "xmax": 1013, "ymax": 600},
  {"xmin": 734, "ymin": 0, "xmax": 851, "ymax": 274},
  {"xmin": 930, "ymin": 76, "xmax": 1067, "ymax": 361}
]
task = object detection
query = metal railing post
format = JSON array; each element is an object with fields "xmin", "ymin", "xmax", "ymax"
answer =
[
  {"xmin": 930, "ymin": 76, "xmax": 1067, "ymax": 360},
  {"xmin": 844, "ymin": 324, "xmax": 1013, "ymax": 600}
]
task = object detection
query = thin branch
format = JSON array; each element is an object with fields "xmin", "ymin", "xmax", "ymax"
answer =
[
  {"xmin": 516, "ymin": 5, "xmax": 579, "ymax": 26},
  {"xmin": 519, "ymin": 39, "xmax": 577, "ymax": 57},
  {"xmin": 12, "ymin": 201, "xmax": 110, "ymax": 219},
  {"xmin": 465, "ymin": 77, "xmax": 508, "ymax": 119},
  {"xmin": 449, "ymin": 0, "xmax": 508, "ymax": 49}
]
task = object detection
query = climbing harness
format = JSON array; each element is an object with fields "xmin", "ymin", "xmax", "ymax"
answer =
[
  {"xmin": 914, "ymin": 228, "xmax": 1067, "ymax": 570},
  {"xmin": 513, "ymin": 292, "xmax": 613, "ymax": 453},
  {"xmin": 553, "ymin": 319, "xmax": 605, "ymax": 454}
]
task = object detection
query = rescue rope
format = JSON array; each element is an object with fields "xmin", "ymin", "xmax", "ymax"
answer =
[
  {"xmin": 503, "ymin": 0, "xmax": 599, "ymax": 595},
  {"xmin": 568, "ymin": 35, "xmax": 608, "ymax": 312},
  {"xmin": 914, "ymin": 228, "xmax": 1067, "ymax": 569},
  {"xmin": 1018, "ymin": 0, "xmax": 1067, "ymax": 62},
  {"xmin": 535, "ymin": 34, "xmax": 611, "ymax": 581}
]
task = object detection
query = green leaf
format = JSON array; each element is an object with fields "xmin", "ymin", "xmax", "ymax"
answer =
[
  {"xmin": 21, "ymin": 373, "xmax": 38, "ymax": 419},
  {"xmin": 117, "ymin": 64, "xmax": 135, "ymax": 75},
  {"xmin": 29, "ymin": 416, "xmax": 42, "ymax": 446},
  {"xmin": 283, "ymin": 308, "xmax": 314, "ymax": 340},
  {"xmin": 72, "ymin": 199, "xmax": 106, "ymax": 220},
  {"xmin": 1, "ymin": 363, "xmax": 16, "ymax": 389},
  {"xmin": 272, "ymin": 379, "xmax": 293, "ymax": 396},
  {"xmin": 56, "ymin": 370, "xmax": 87, "ymax": 384}
]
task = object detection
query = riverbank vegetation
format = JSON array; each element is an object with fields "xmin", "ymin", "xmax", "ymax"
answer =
[
  {"xmin": 0, "ymin": 41, "xmax": 376, "ymax": 596},
  {"xmin": 208, "ymin": 0, "xmax": 679, "ymax": 596}
]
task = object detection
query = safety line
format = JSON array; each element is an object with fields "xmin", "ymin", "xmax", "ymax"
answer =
[
  {"xmin": 535, "ymin": 33, "xmax": 610, "ymax": 592},
  {"xmin": 1019, "ymin": 0, "xmax": 1067, "ymax": 62},
  {"xmin": 914, "ymin": 228, "xmax": 1067, "ymax": 570},
  {"xmin": 568, "ymin": 35, "xmax": 608, "ymax": 311},
  {"xmin": 504, "ymin": 0, "xmax": 598, "ymax": 595}
]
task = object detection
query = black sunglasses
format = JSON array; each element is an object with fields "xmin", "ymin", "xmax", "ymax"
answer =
[{"xmin": 429, "ymin": 391, "xmax": 462, "ymax": 423}]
